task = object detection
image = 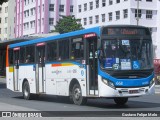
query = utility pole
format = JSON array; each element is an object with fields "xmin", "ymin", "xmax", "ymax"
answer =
[{"xmin": 136, "ymin": 0, "xmax": 139, "ymax": 26}]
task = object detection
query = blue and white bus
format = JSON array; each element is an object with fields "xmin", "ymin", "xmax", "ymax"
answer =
[{"xmin": 6, "ymin": 25, "xmax": 155, "ymax": 105}]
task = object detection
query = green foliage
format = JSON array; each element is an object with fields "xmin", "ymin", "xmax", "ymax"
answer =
[
  {"xmin": 0, "ymin": 0, "xmax": 8, "ymax": 5},
  {"xmin": 54, "ymin": 16, "xmax": 83, "ymax": 34}
]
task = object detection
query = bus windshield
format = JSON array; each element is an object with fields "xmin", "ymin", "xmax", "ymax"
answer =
[{"xmin": 100, "ymin": 39, "xmax": 153, "ymax": 71}]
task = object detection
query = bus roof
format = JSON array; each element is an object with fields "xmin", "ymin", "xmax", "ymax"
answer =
[
  {"xmin": 9, "ymin": 25, "xmax": 149, "ymax": 48},
  {"xmin": 9, "ymin": 26, "xmax": 101, "ymax": 48}
]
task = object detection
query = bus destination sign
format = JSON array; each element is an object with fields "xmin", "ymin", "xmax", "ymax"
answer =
[{"xmin": 102, "ymin": 27, "xmax": 148, "ymax": 35}]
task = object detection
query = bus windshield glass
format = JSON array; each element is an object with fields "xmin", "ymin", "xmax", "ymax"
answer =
[{"xmin": 100, "ymin": 39, "xmax": 153, "ymax": 71}]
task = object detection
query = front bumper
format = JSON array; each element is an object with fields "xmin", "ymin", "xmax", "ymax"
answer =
[{"xmin": 99, "ymin": 78, "xmax": 155, "ymax": 97}]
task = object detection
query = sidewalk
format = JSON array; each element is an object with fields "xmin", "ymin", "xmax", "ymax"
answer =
[{"xmin": 1, "ymin": 77, "xmax": 159, "ymax": 94}]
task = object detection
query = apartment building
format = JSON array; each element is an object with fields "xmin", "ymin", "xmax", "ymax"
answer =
[
  {"xmin": 15, "ymin": 0, "xmax": 76, "ymax": 38},
  {"xmin": 76, "ymin": 0, "xmax": 160, "ymax": 59},
  {"xmin": 0, "ymin": 2, "xmax": 8, "ymax": 41}
]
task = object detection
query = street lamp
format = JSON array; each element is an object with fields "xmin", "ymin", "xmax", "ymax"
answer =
[{"xmin": 136, "ymin": 0, "xmax": 139, "ymax": 26}]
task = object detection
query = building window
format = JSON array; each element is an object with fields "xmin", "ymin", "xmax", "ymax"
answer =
[
  {"xmin": 102, "ymin": 0, "xmax": 106, "ymax": 7},
  {"xmin": 102, "ymin": 14, "xmax": 105, "ymax": 22},
  {"xmin": 27, "ymin": 10, "xmax": 29, "ymax": 17},
  {"xmin": 5, "ymin": 7, "xmax": 8, "ymax": 13},
  {"xmin": 31, "ymin": 8, "xmax": 35, "ymax": 15},
  {"xmin": 49, "ymin": 4, "xmax": 54, "ymax": 11},
  {"xmin": 59, "ymin": 5, "xmax": 64, "ymax": 12},
  {"xmin": 96, "ymin": 0, "xmax": 99, "ymax": 8},
  {"xmin": 39, "ymin": 6, "xmax": 41, "ymax": 13},
  {"xmin": 24, "ymin": 0, "xmax": 26, "ymax": 5},
  {"xmin": 30, "ymin": 21, "xmax": 35, "ymax": 28},
  {"xmin": 108, "ymin": 12, "xmax": 112, "ymax": 21},
  {"xmin": 5, "ymin": 17, "xmax": 8, "ymax": 23},
  {"xmin": 0, "ymin": 28, "xmax": 1, "ymax": 34},
  {"xmin": 146, "ymin": 10, "xmax": 152, "ymax": 19},
  {"xmin": 116, "ymin": 11, "xmax": 120, "ymax": 20},
  {"xmin": 89, "ymin": 16, "xmax": 93, "ymax": 24},
  {"xmin": 95, "ymin": 15, "xmax": 99, "ymax": 23},
  {"xmin": 116, "ymin": 0, "xmax": 120, "ymax": 3},
  {"xmin": 49, "ymin": 18, "xmax": 54, "ymax": 25},
  {"xmin": 83, "ymin": 18, "xmax": 87, "ymax": 25},
  {"xmin": 5, "ymin": 28, "xmax": 7, "ymax": 34},
  {"xmin": 135, "ymin": 9, "xmax": 142, "ymax": 18},
  {"xmin": 84, "ymin": 3, "xmax": 87, "ymax": 11},
  {"xmin": 0, "ymin": 7, "xmax": 2, "ymax": 13},
  {"xmin": 90, "ymin": 2, "xmax": 93, "ymax": 10},
  {"xmin": 109, "ymin": 0, "xmax": 113, "ymax": 5},
  {"xmin": 0, "ymin": 18, "xmax": 1, "ymax": 23},
  {"xmin": 123, "ymin": 9, "xmax": 128, "ymax": 18},
  {"xmin": 42, "ymin": 4, "xmax": 45, "ymax": 12},
  {"xmin": 70, "ymin": 5, "xmax": 73, "ymax": 12},
  {"xmin": 78, "ymin": 5, "xmax": 81, "ymax": 12}
]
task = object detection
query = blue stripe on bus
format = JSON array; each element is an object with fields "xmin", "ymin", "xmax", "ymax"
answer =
[
  {"xmin": 98, "ymin": 61, "xmax": 154, "ymax": 87},
  {"xmin": 9, "ymin": 26, "xmax": 101, "ymax": 48}
]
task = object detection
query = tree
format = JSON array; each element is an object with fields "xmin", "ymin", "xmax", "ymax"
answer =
[
  {"xmin": 54, "ymin": 15, "xmax": 83, "ymax": 34},
  {"xmin": 0, "ymin": 0, "xmax": 8, "ymax": 5}
]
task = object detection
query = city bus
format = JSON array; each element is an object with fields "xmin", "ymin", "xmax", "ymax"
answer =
[{"xmin": 6, "ymin": 25, "xmax": 155, "ymax": 105}]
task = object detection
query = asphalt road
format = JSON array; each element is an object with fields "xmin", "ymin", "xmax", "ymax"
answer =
[{"xmin": 0, "ymin": 78, "xmax": 160, "ymax": 119}]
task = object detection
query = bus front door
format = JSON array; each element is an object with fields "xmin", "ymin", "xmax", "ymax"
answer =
[
  {"xmin": 13, "ymin": 48, "xmax": 20, "ymax": 91},
  {"xmin": 86, "ymin": 37, "xmax": 98, "ymax": 96},
  {"xmin": 36, "ymin": 44, "xmax": 46, "ymax": 93}
]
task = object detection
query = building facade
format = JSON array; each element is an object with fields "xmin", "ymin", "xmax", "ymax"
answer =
[
  {"xmin": 0, "ymin": 2, "xmax": 8, "ymax": 41},
  {"xmin": 76, "ymin": 0, "xmax": 160, "ymax": 59},
  {"xmin": 15, "ymin": 0, "xmax": 76, "ymax": 38},
  {"xmin": 7, "ymin": 0, "xmax": 16, "ymax": 40}
]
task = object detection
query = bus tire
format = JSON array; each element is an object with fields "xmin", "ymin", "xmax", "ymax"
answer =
[
  {"xmin": 72, "ymin": 83, "xmax": 87, "ymax": 105},
  {"xmin": 22, "ymin": 81, "xmax": 32, "ymax": 100},
  {"xmin": 114, "ymin": 97, "xmax": 128, "ymax": 105}
]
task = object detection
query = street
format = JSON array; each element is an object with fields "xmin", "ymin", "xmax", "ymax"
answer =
[{"xmin": 0, "ymin": 77, "xmax": 160, "ymax": 119}]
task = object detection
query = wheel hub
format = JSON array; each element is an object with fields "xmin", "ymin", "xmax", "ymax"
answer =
[{"xmin": 74, "ymin": 88, "xmax": 81, "ymax": 100}]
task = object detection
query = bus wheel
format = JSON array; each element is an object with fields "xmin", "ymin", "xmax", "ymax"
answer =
[
  {"xmin": 22, "ymin": 81, "xmax": 31, "ymax": 100},
  {"xmin": 114, "ymin": 97, "xmax": 128, "ymax": 105},
  {"xmin": 72, "ymin": 83, "xmax": 87, "ymax": 105}
]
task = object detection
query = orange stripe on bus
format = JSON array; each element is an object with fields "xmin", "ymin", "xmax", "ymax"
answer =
[{"xmin": 52, "ymin": 64, "xmax": 62, "ymax": 67}]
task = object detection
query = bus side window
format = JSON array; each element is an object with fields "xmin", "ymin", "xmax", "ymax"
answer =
[
  {"xmin": 58, "ymin": 39, "xmax": 69, "ymax": 60},
  {"xmin": 20, "ymin": 47, "xmax": 25, "ymax": 63},
  {"xmin": 47, "ymin": 41, "xmax": 57, "ymax": 61},
  {"xmin": 71, "ymin": 38, "xmax": 84, "ymax": 60},
  {"xmin": 25, "ymin": 46, "xmax": 35, "ymax": 63}
]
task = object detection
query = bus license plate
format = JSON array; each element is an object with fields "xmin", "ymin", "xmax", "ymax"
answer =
[{"xmin": 129, "ymin": 90, "xmax": 139, "ymax": 94}]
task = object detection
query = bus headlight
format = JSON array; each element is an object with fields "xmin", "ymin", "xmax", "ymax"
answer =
[
  {"xmin": 102, "ymin": 78, "xmax": 116, "ymax": 89},
  {"xmin": 149, "ymin": 79, "xmax": 155, "ymax": 88}
]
